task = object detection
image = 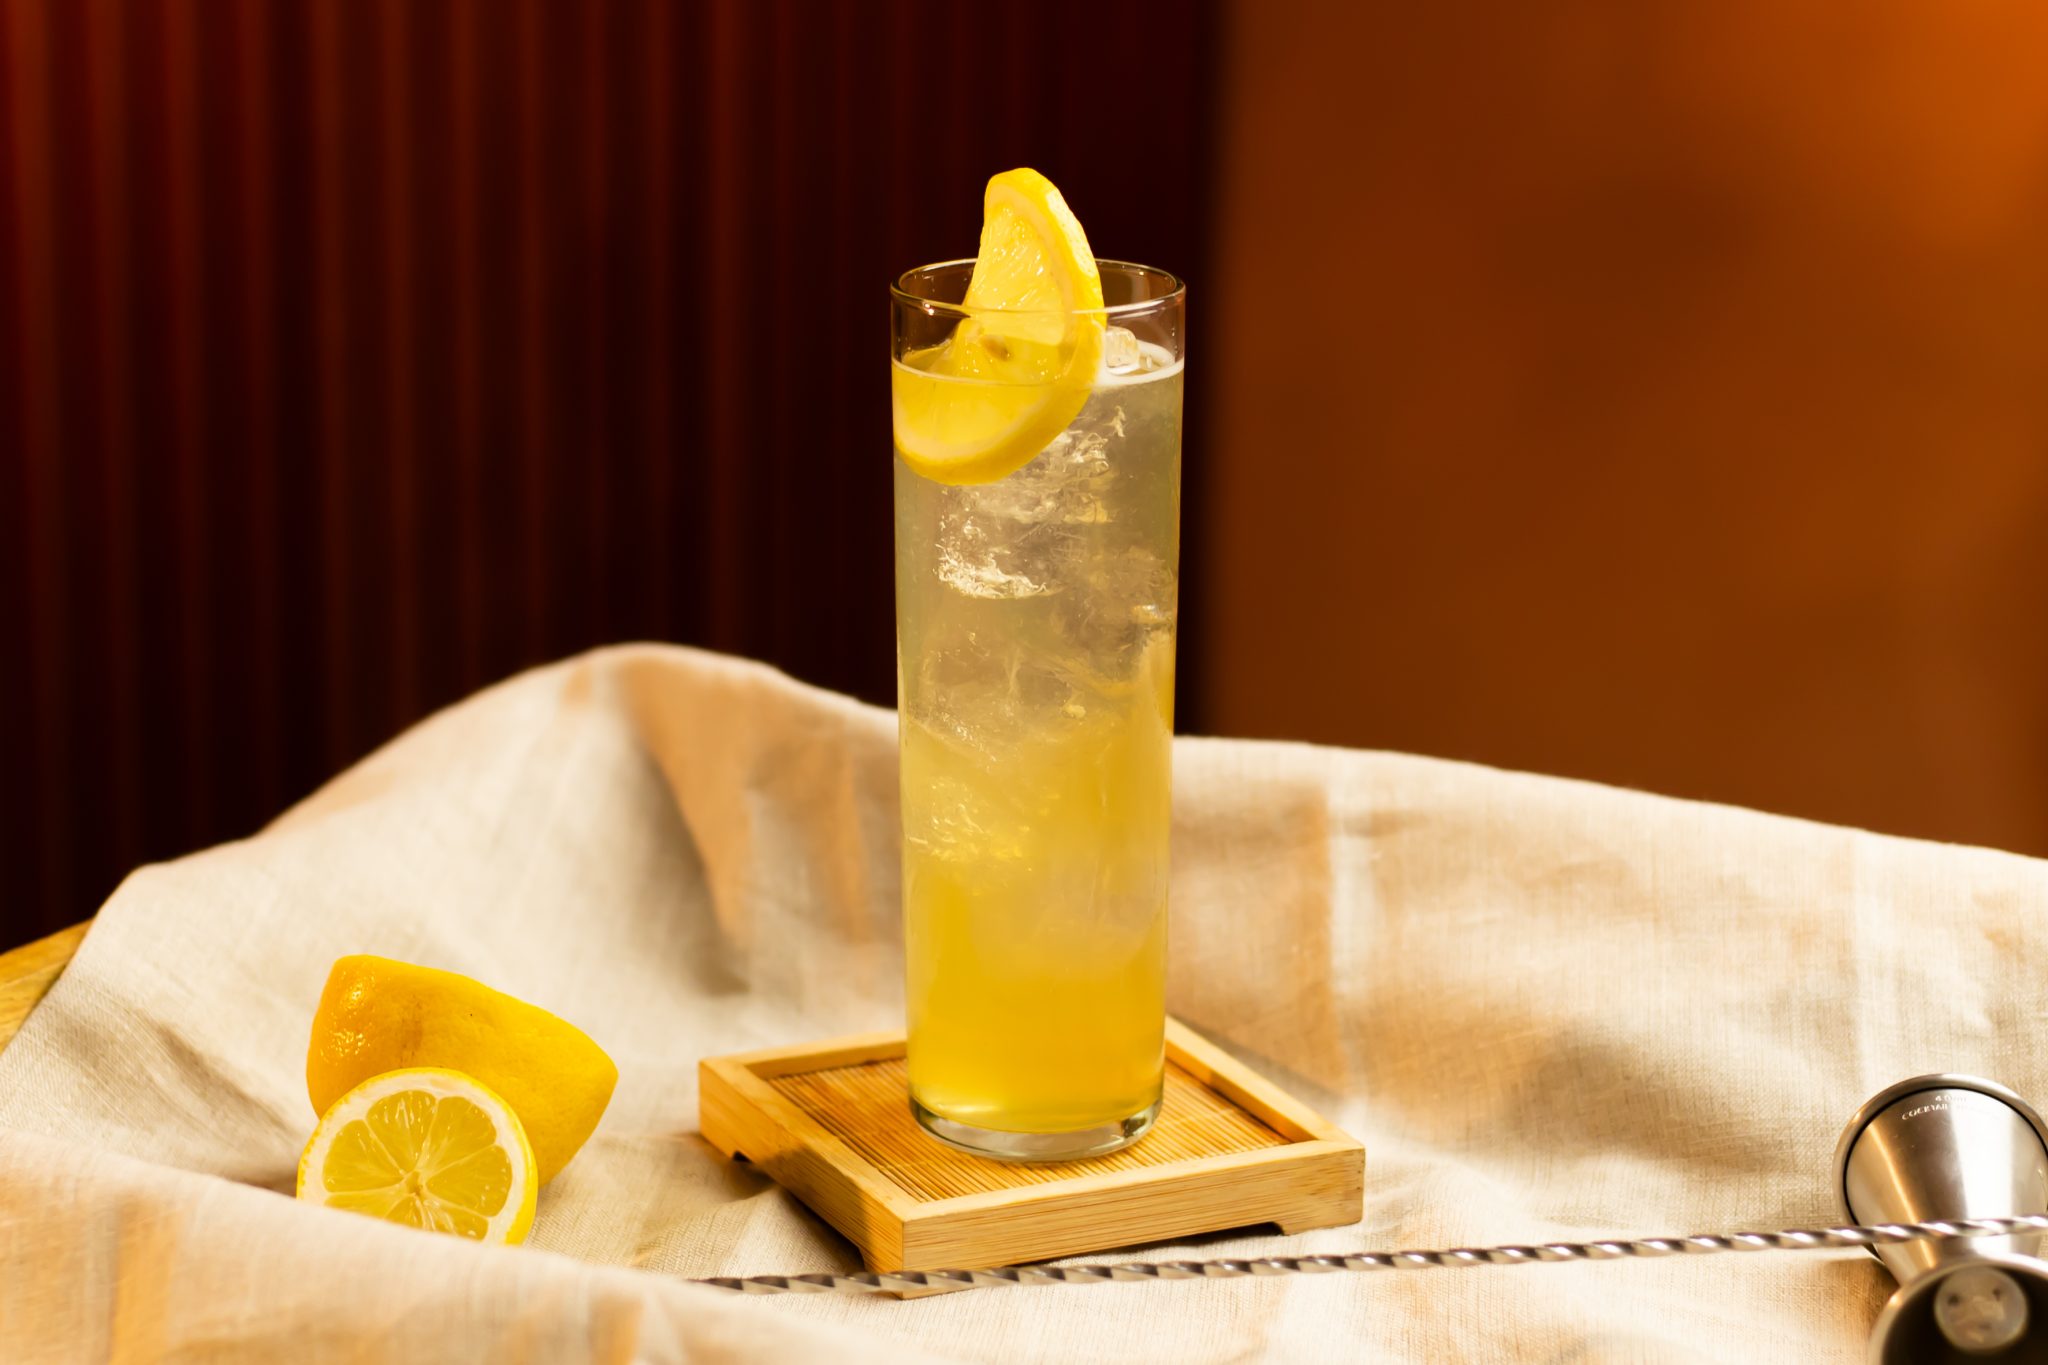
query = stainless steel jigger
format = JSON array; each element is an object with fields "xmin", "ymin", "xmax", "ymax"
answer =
[{"xmin": 1838, "ymin": 1075, "xmax": 2048, "ymax": 1361}]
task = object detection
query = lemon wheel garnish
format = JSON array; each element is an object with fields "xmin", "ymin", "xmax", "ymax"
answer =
[
  {"xmin": 892, "ymin": 168, "xmax": 1106, "ymax": 486},
  {"xmin": 297, "ymin": 1067, "xmax": 538, "ymax": 1245}
]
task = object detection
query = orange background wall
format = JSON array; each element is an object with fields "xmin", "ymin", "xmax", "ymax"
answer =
[{"xmin": 1206, "ymin": 2, "xmax": 2048, "ymax": 853}]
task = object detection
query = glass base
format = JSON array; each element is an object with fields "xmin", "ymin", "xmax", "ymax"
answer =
[{"xmin": 910, "ymin": 1095, "xmax": 1162, "ymax": 1162}]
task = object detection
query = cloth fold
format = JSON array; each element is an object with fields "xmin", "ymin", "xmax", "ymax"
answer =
[{"xmin": 3, "ymin": 644, "xmax": 2042, "ymax": 1362}]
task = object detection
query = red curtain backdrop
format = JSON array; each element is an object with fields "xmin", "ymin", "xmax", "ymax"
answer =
[{"xmin": 0, "ymin": 0, "xmax": 1220, "ymax": 946}]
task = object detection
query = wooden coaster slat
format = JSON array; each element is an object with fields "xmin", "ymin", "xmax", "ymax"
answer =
[{"xmin": 699, "ymin": 1019, "xmax": 1364, "ymax": 1273}]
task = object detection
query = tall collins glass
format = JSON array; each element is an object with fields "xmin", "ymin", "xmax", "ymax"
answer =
[{"xmin": 891, "ymin": 258, "xmax": 1186, "ymax": 1161}]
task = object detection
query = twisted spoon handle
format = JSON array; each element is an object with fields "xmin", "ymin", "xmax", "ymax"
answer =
[{"xmin": 692, "ymin": 1214, "xmax": 2048, "ymax": 1296}]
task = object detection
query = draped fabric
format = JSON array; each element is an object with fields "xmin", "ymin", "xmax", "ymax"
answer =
[{"xmin": 5, "ymin": 645, "xmax": 2040, "ymax": 1360}]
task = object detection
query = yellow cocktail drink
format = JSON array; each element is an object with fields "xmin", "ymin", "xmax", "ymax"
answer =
[
  {"xmin": 895, "ymin": 356, "xmax": 1181, "ymax": 1144},
  {"xmin": 891, "ymin": 173, "xmax": 1184, "ymax": 1159}
]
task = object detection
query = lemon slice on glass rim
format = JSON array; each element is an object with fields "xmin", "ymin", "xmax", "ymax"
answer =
[
  {"xmin": 297, "ymin": 1067, "xmax": 538, "ymax": 1245},
  {"xmin": 892, "ymin": 167, "xmax": 1107, "ymax": 486}
]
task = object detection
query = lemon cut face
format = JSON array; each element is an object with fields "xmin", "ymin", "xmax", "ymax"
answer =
[
  {"xmin": 297, "ymin": 1067, "xmax": 538, "ymax": 1245},
  {"xmin": 892, "ymin": 168, "xmax": 1106, "ymax": 486}
]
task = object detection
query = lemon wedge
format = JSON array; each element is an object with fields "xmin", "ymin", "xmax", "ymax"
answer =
[
  {"xmin": 297, "ymin": 1067, "xmax": 538, "ymax": 1244},
  {"xmin": 307, "ymin": 956, "xmax": 616, "ymax": 1186},
  {"xmin": 893, "ymin": 168, "xmax": 1106, "ymax": 485}
]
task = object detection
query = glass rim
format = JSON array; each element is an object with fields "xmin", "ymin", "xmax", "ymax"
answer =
[{"xmin": 891, "ymin": 258, "xmax": 1186, "ymax": 320}]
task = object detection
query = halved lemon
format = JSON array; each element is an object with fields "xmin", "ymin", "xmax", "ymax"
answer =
[
  {"xmin": 297, "ymin": 1067, "xmax": 538, "ymax": 1245},
  {"xmin": 892, "ymin": 168, "xmax": 1106, "ymax": 485},
  {"xmin": 307, "ymin": 955, "xmax": 617, "ymax": 1187}
]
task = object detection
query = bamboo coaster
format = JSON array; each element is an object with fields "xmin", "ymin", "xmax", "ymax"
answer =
[{"xmin": 698, "ymin": 1019, "xmax": 1364, "ymax": 1273}]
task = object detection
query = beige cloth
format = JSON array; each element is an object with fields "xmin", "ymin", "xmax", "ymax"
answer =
[{"xmin": 3, "ymin": 645, "xmax": 2043, "ymax": 1362}]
